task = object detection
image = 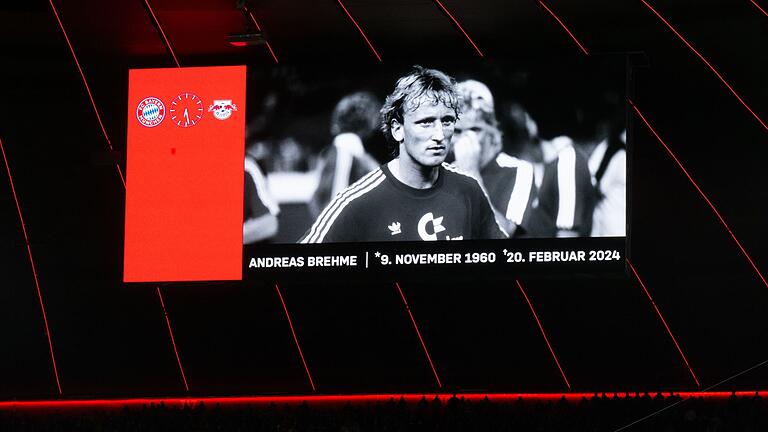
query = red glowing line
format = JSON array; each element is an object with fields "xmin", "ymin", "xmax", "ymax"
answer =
[
  {"xmin": 47, "ymin": 0, "xmax": 125, "ymax": 186},
  {"xmin": 1, "ymin": 137, "xmax": 62, "ymax": 395},
  {"xmin": 244, "ymin": 7, "xmax": 279, "ymax": 63},
  {"xmin": 432, "ymin": 0, "xmax": 484, "ymax": 57},
  {"xmin": 335, "ymin": 0, "xmax": 383, "ymax": 62},
  {"xmin": 143, "ymin": 0, "xmax": 181, "ymax": 68},
  {"xmin": 630, "ymin": 101, "xmax": 768, "ymax": 290},
  {"xmin": 626, "ymin": 259, "xmax": 701, "ymax": 388},
  {"xmin": 1, "ymin": 141, "xmax": 31, "ymax": 244},
  {"xmin": 640, "ymin": 0, "xmax": 768, "ymax": 132},
  {"xmin": 264, "ymin": 42, "xmax": 279, "ymax": 64},
  {"xmin": 395, "ymin": 282, "xmax": 442, "ymax": 388},
  {"xmin": 516, "ymin": 280, "xmax": 571, "ymax": 389},
  {"xmin": 751, "ymin": 0, "xmax": 768, "ymax": 17},
  {"xmin": 537, "ymin": 0, "xmax": 589, "ymax": 56},
  {"xmin": 24, "ymin": 242, "xmax": 62, "ymax": 395},
  {"xmin": 275, "ymin": 284, "xmax": 316, "ymax": 391},
  {"xmin": 3, "ymin": 391, "xmax": 766, "ymax": 410},
  {"xmin": 156, "ymin": 287, "xmax": 190, "ymax": 392}
]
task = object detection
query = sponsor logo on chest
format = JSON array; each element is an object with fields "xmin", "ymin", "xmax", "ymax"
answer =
[{"xmin": 387, "ymin": 212, "xmax": 463, "ymax": 240}]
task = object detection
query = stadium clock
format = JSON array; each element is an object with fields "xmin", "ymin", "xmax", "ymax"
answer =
[{"xmin": 170, "ymin": 92, "xmax": 203, "ymax": 127}]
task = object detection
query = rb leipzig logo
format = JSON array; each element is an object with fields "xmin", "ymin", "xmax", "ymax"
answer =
[
  {"xmin": 136, "ymin": 97, "xmax": 166, "ymax": 127},
  {"xmin": 208, "ymin": 99, "xmax": 237, "ymax": 120}
]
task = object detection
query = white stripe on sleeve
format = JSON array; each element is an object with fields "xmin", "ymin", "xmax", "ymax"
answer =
[
  {"xmin": 502, "ymin": 158, "xmax": 534, "ymax": 225},
  {"xmin": 314, "ymin": 174, "xmax": 386, "ymax": 243},
  {"xmin": 301, "ymin": 169, "xmax": 382, "ymax": 243},
  {"xmin": 556, "ymin": 146, "xmax": 576, "ymax": 230}
]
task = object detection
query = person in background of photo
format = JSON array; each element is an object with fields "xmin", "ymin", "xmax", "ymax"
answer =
[
  {"xmin": 535, "ymin": 135, "xmax": 596, "ymax": 237},
  {"xmin": 512, "ymin": 97, "xmax": 598, "ymax": 238},
  {"xmin": 300, "ymin": 66, "xmax": 506, "ymax": 243},
  {"xmin": 584, "ymin": 99, "xmax": 626, "ymax": 237},
  {"xmin": 244, "ymin": 153, "xmax": 280, "ymax": 244},
  {"xmin": 308, "ymin": 91, "xmax": 381, "ymax": 218},
  {"xmin": 451, "ymin": 79, "xmax": 536, "ymax": 237},
  {"xmin": 588, "ymin": 129, "xmax": 626, "ymax": 237},
  {"xmin": 540, "ymin": 92, "xmax": 623, "ymax": 238}
]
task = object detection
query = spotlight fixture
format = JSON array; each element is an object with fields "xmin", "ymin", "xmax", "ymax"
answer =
[{"xmin": 228, "ymin": 32, "xmax": 265, "ymax": 47}]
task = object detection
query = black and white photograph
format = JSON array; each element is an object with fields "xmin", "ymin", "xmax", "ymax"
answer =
[{"xmin": 242, "ymin": 57, "xmax": 627, "ymax": 247}]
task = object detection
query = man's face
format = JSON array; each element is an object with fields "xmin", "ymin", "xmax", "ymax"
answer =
[{"xmin": 392, "ymin": 97, "xmax": 457, "ymax": 168}]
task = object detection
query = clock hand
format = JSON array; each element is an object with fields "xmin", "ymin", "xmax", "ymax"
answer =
[{"xmin": 183, "ymin": 108, "xmax": 189, "ymax": 125}]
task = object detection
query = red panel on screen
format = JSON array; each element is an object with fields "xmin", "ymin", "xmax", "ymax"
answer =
[{"xmin": 124, "ymin": 66, "xmax": 245, "ymax": 282}]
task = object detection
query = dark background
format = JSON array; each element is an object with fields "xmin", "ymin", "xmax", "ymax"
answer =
[{"xmin": 0, "ymin": 0, "xmax": 767, "ymax": 399}]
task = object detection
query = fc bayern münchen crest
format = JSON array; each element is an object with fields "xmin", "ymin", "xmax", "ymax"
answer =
[
  {"xmin": 208, "ymin": 99, "xmax": 237, "ymax": 120},
  {"xmin": 136, "ymin": 97, "xmax": 166, "ymax": 127}
]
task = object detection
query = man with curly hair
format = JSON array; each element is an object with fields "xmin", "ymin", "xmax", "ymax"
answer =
[{"xmin": 301, "ymin": 66, "xmax": 506, "ymax": 243}]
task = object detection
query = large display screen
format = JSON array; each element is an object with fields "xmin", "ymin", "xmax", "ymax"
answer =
[
  {"xmin": 124, "ymin": 58, "xmax": 627, "ymax": 283},
  {"xmin": 124, "ymin": 66, "xmax": 246, "ymax": 282}
]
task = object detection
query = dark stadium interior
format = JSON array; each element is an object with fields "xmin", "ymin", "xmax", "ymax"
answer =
[{"xmin": 1, "ymin": 1, "xmax": 768, "ymax": 427}]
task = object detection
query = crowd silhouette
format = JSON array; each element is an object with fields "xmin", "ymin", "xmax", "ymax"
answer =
[{"xmin": 2, "ymin": 392, "xmax": 766, "ymax": 431}]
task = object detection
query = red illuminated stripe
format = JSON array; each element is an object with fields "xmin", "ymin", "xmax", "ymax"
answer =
[
  {"xmin": 1, "ymin": 137, "xmax": 62, "ymax": 395},
  {"xmin": 626, "ymin": 259, "xmax": 701, "ymax": 388},
  {"xmin": 156, "ymin": 287, "xmax": 190, "ymax": 392},
  {"xmin": 2, "ymin": 391, "xmax": 766, "ymax": 410},
  {"xmin": 515, "ymin": 280, "xmax": 571, "ymax": 389},
  {"xmin": 243, "ymin": 7, "xmax": 279, "ymax": 63},
  {"xmin": 630, "ymin": 101, "xmax": 768, "ymax": 290},
  {"xmin": 395, "ymin": 282, "xmax": 442, "ymax": 388},
  {"xmin": 432, "ymin": 0, "xmax": 484, "ymax": 57},
  {"xmin": 640, "ymin": 0, "xmax": 768, "ymax": 132},
  {"xmin": 750, "ymin": 0, "xmax": 768, "ymax": 17},
  {"xmin": 275, "ymin": 284, "xmax": 316, "ymax": 391},
  {"xmin": 264, "ymin": 41, "xmax": 279, "ymax": 64},
  {"xmin": 47, "ymin": 0, "xmax": 125, "ymax": 186},
  {"xmin": 335, "ymin": 0, "xmax": 383, "ymax": 62},
  {"xmin": 537, "ymin": 0, "xmax": 589, "ymax": 56},
  {"xmin": 143, "ymin": 0, "xmax": 181, "ymax": 68}
]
